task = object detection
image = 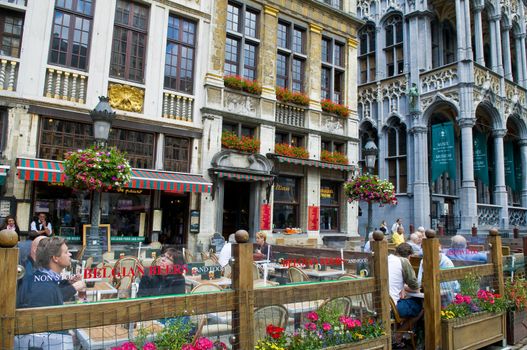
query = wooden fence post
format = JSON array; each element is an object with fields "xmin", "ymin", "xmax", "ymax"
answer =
[
  {"xmin": 488, "ymin": 228, "xmax": 504, "ymax": 295},
  {"xmin": 232, "ymin": 231, "xmax": 254, "ymax": 350},
  {"xmin": 0, "ymin": 248, "xmax": 18, "ymax": 350},
  {"xmin": 371, "ymin": 231, "xmax": 390, "ymax": 339},
  {"xmin": 423, "ymin": 229, "xmax": 441, "ymax": 350}
]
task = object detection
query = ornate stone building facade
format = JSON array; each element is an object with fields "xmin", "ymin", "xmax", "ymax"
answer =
[
  {"xmin": 199, "ymin": 0, "xmax": 362, "ymax": 245},
  {"xmin": 356, "ymin": 0, "xmax": 527, "ymax": 235}
]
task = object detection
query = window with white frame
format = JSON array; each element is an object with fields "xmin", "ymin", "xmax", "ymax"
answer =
[
  {"xmin": 321, "ymin": 36, "xmax": 345, "ymax": 104},
  {"xmin": 224, "ymin": 1, "xmax": 260, "ymax": 80}
]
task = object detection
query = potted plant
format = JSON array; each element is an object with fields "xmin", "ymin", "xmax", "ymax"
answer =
[
  {"xmin": 224, "ymin": 75, "xmax": 262, "ymax": 95},
  {"xmin": 505, "ymin": 279, "xmax": 527, "ymax": 345},
  {"xmin": 221, "ymin": 131, "xmax": 260, "ymax": 154},
  {"xmin": 256, "ymin": 311, "xmax": 388, "ymax": 349},
  {"xmin": 321, "ymin": 150, "xmax": 348, "ymax": 165},
  {"xmin": 275, "ymin": 87, "xmax": 309, "ymax": 107},
  {"xmin": 321, "ymin": 99, "xmax": 349, "ymax": 118},
  {"xmin": 274, "ymin": 143, "xmax": 309, "ymax": 159},
  {"xmin": 440, "ymin": 287, "xmax": 507, "ymax": 350}
]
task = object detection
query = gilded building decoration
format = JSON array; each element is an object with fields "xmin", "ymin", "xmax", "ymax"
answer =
[
  {"xmin": 108, "ymin": 83, "xmax": 145, "ymax": 113},
  {"xmin": 474, "ymin": 66, "xmax": 500, "ymax": 93}
]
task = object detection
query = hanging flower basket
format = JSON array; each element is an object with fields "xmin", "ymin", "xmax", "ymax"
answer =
[
  {"xmin": 64, "ymin": 146, "xmax": 132, "ymax": 192},
  {"xmin": 344, "ymin": 174, "xmax": 397, "ymax": 205}
]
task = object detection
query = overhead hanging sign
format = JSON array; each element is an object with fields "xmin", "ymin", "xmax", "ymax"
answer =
[{"xmin": 431, "ymin": 122, "xmax": 456, "ymax": 182}]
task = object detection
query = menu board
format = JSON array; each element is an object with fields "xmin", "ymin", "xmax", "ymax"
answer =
[
  {"xmin": 308, "ymin": 206, "xmax": 319, "ymax": 231},
  {"xmin": 260, "ymin": 204, "xmax": 271, "ymax": 230}
]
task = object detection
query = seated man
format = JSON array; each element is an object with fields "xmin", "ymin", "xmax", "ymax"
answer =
[
  {"xmin": 218, "ymin": 233, "xmax": 236, "ymax": 268},
  {"xmin": 138, "ymin": 248, "xmax": 186, "ymax": 297},
  {"xmin": 417, "ymin": 246, "xmax": 460, "ymax": 307},
  {"xmin": 363, "ymin": 231, "xmax": 374, "ymax": 253},
  {"xmin": 407, "ymin": 233, "xmax": 423, "ymax": 257},
  {"xmin": 388, "ymin": 243, "xmax": 422, "ymax": 318},
  {"xmin": 444, "ymin": 235, "xmax": 488, "ymax": 263},
  {"xmin": 391, "ymin": 226, "xmax": 406, "ymax": 247}
]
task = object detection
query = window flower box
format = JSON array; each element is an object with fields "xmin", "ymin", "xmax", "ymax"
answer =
[
  {"xmin": 222, "ymin": 131, "xmax": 260, "ymax": 154},
  {"xmin": 321, "ymin": 150, "xmax": 348, "ymax": 165},
  {"xmin": 275, "ymin": 87, "xmax": 309, "ymax": 106},
  {"xmin": 274, "ymin": 143, "xmax": 309, "ymax": 159},
  {"xmin": 223, "ymin": 75, "xmax": 262, "ymax": 95},
  {"xmin": 441, "ymin": 312, "xmax": 506, "ymax": 350},
  {"xmin": 321, "ymin": 99, "xmax": 349, "ymax": 118}
]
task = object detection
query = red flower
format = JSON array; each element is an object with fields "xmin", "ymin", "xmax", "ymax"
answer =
[{"xmin": 266, "ymin": 324, "xmax": 284, "ymax": 339}]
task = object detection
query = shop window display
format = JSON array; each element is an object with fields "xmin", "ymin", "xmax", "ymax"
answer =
[
  {"xmin": 320, "ymin": 180, "xmax": 340, "ymax": 232},
  {"xmin": 273, "ymin": 176, "xmax": 299, "ymax": 230}
]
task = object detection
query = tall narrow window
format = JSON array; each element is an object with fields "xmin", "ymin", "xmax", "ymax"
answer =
[
  {"xmin": 384, "ymin": 15, "xmax": 403, "ymax": 77},
  {"xmin": 321, "ymin": 36, "xmax": 345, "ymax": 104},
  {"xmin": 0, "ymin": 9, "xmax": 23, "ymax": 58},
  {"xmin": 276, "ymin": 21, "xmax": 306, "ymax": 92},
  {"xmin": 385, "ymin": 119, "xmax": 407, "ymax": 193},
  {"xmin": 358, "ymin": 24, "xmax": 375, "ymax": 83},
  {"xmin": 273, "ymin": 176, "xmax": 300, "ymax": 230},
  {"xmin": 320, "ymin": 180, "xmax": 340, "ymax": 232},
  {"xmin": 110, "ymin": 0, "xmax": 149, "ymax": 83},
  {"xmin": 49, "ymin": 0, "xmax": 93, "ymax": 70},
  {"xmin": 164, "ymin": 15, "xmax": 196, "ymax": 94},
  {"xmin": 164, "ymin": 136, "xmax": 190, "ymax": 172},
  {"xmin": 224, "ymin": 1, "xmax": 259, "ymax": 80}
]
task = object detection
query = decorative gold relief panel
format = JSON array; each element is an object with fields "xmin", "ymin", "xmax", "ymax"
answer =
[{"xmin": 108, "ymin": 83, "xmax": 144, "ymax": 113}]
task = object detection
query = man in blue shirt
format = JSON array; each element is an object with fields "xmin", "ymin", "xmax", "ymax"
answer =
[{"xmin": 444, "ymin": 235, "xmax": 488, "ymax": 263}]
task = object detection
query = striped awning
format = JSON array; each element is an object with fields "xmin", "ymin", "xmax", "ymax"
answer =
[
  {"xmin": 215, "ymin": 170, "xmax": 273, "ymax": 182},
  {"xmin": 17, "ymin": 158, "xmax": 211, "ymax": 193},
  {"xmin": 268, "ymin": 154, "xmax": 356, "ymax": 172},
  {"xmin": 0, "ymin": 165, "xmax": 10, "ymax": 176}
]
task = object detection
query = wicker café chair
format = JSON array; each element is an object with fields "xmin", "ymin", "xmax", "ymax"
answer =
[
  {"xmin": 317, "ymin": 297, "xmax": 352, "ymax": 317},
  {"xmin": 288, "ymin": 266, "xmax": 310, "ymax": 283},
  {"xmin": 190, "ymin": 283, "xmax": 222, "ymax": 293},
  {"xmin": 254, "ymin": 305, "xmax": 288, "ymax": 342},
  {"xmin": 389, "ymin": 297, "xmax": 422, "ymax": 350},
  {"xmin": 184, "ymin": 248, "xmax": 195, "ymax": 263},
  {"xmin": 112, "ymin": 256, "xmax": 143, "ymax": 289}
]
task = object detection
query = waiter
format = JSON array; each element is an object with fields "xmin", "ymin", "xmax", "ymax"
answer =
[{"xmin": 30, "ymin": 212, "xmax": 52, "ymax": 236}]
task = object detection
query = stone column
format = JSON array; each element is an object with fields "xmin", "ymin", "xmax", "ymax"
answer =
[
  {"xmin": 307, "ymin": 23, "xmax": 322, "ymax": 110},
  {"xmin": 473, "ymin": 5, "xmax": 485, "ymax": 65},
  {"xmin": 411, "ymin": 125, "xmax": 430, "ymax": 228},
  {"xmin": 459, "ymin": 119, "xmax": 478, "ymax": 231},
  {"xmin": 205, "ymin": 0, "xmax": 227, "ymax": 85},
  {"xmin": 490, "ymin": 15, "xmax": 504, "ymax": 75},
  {"xmin": 260, "ymin": 5, "xmax": 279, "ymax": 99},
  {"xmin": 517, "ymin": 33, "xmax": 527, "ymax": 87},
  {"xmin": 519, "ymin": 139, "xmax": 527, "ymax": 207},
  {"xmin": 502, "ymin": 25, "xmax": 513, "ymax": 80},
  {"xmin": 514, "ymin": 34, "xmax": 525, "ymax": 84},
  {"xmin": 347, "ymin": 37, "xmax": 359, "ymax": 111},
  {"xmin": 455, "ymin": 0, "xmax": 466, "ymax": 60},
  {"xmin": 155, "ymin": 133, "xmax": 164, "ymax": 170},
  {"xmin": 493, "ymin": 129, "xmax": 509, "ymax": 229}
]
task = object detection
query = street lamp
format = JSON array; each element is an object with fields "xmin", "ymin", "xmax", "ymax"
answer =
[
  {"xmin": 85, "ymin": 96, "xmax": 115, "ymax": 262},
  {"xmin": 362, "ymin": 139, "xmax": 378, "ymax": 236}
]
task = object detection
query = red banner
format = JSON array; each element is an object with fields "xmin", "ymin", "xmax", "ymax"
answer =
[
  {"xmin": 308, "ymin": 206, "xmax": 319, "ymax": 231},
  {"xmin": 260, "ymin": 204, "xmax": 271, "ymax": 230}
]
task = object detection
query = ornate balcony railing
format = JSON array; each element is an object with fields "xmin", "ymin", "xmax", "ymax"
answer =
[
  {"xmin": 0, "ymin": 58, "xmax": 18, "ymax": 91},
  {"xmin": 275, "ymin": 102, "xmax": 305, "ymax": 127},
  {"xmin": 162, "ymin": 91, "xmax": 194, "ymax": 122},
  {"xmin": 420, "ymin": 64, "xmax": 458, "ymax": 94},
  {"xmin": 504, "ymin": 79, "xmax": 526, "ymax": 106},
  {"xmin": 474, "ymin": 63, "xmax": 501, "ymax": 94},
  {"xmin": 44, "ymin": 67, "xmax": 87, "ymax": 104},
  {"xmin": 509, "ymin": 207, "xmax": 527, "ymax": 227},
  {"xmin": 477, "ymin": 203, "xmax": 501, "ymax": 227}
]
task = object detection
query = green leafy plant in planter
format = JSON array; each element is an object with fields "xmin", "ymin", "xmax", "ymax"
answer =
[
  {"xmin": 63, "ymin": 146, "xmax": 132, "ymax": 191},
  {"xmin": 321, "ymin": 99, "xmax": 349, "ymax": 118},
  {"xmin": 276, "ymin": 87, "xmax": 310, "ymax": 106},
  {"xmin": 275, "ymin": 143, "xmax": 309, "ymax": 159},
  {"xmin": 221, "ymin": 131, "xmax": 260, "ymax": 153},
  {"xmin": 224, "ymin": 75, "xmax": 262, "ymax": 95},
  {"xmin": 321, "ymin": 150, "xmax": 348, "ymax": 165}
]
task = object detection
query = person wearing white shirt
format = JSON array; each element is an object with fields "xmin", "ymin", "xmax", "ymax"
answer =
[
  {"xmin": 218, "ymin": 234, "xmax": 236, "ymax": 267},
  {"xmin": 30, "ymin": 213, "xmax": 52, "ymax": 236},
  {"xmin": 391, "ymin": 218, "xmax": 403, "ymax": 234}
]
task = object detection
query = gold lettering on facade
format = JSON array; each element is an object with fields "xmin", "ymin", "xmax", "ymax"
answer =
[{"xmin": 275, "ymin": 184, "xmax": 290, "ymax": 191}]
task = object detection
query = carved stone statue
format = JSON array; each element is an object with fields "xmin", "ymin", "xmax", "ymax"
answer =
[{"xmin": 408, "ymin": 83, "xmax": 419, "ymax": 112}]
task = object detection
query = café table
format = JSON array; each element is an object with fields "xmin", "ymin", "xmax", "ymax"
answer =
[
  {"xmin": 86, "ymin": 281, "xmax": 118, "ymax": 302},
  {"xmin": 302, "ymin": 268, "xmax": 346, "ymax": 280}
]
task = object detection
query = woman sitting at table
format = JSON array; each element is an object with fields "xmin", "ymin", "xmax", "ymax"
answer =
[
  {"xmin": 254, "ymin": 231, "xmax": 272, "ymax": 261},
  {"xmin": 138, "ymin": 248, "xmax": 185, "ymax": 297}
]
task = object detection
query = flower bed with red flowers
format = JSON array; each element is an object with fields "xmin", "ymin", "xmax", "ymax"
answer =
[
  {"xmin": 224, "ymin": 75, "xmax": 262, "ymax": 95},
  {"xmin": 344, "ymin": 174, "xmax": 397, "ymax": 205},
  {"xmin": 321, "ymin": 99, "xmax": 349, "ymax": 118},
  {"xmin": 321, "ymin": 150, "xmax": 348, "ymax": 165},
  {"xmin": 255, "ymin": 310, "xmax": 385, "ymax": 349},
  {"xmin": 64, "ymin": 146, "xmax": 132, "ymax": 192},
  {"xmin": 274, "ymin": 143, "xmax": 309, "ymax": 159},
  {"xmin": 222, "ymin": 131, "xmax": 260, "ymax": 153},
  {"xmin": 275, "ymin": 87, "xmax": 309, "ymax": 106}
]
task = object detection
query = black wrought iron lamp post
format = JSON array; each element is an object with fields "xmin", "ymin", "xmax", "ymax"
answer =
[
  {"xmin": 363, "ymin": 139, "xmax": 378, "ymax": 236},
  {"xmin": 84, "ymin": 97, "xmax": 115, "ymax": 262}
]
